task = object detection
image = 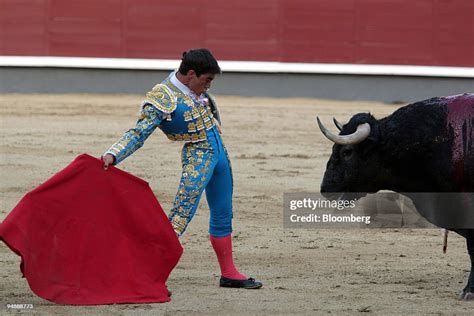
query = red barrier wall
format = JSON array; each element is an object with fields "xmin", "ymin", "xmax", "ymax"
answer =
[{"xmin": 1, "ymin": 0, "xmax": 473, "ymax": 66}]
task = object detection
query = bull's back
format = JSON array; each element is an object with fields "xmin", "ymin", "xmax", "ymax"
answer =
[{"xmin": 446, "ymin": 93, "xmax": 474, "ymax": 191}]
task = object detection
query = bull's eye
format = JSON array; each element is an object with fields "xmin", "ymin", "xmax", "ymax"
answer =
[{"xmin": 341, "ymin": 148, "xmax": 353, "ymax": 158}]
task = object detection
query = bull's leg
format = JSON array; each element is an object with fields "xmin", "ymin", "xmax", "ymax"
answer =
[{"xmin": 459, "ymin": 229, "xmax": 474, "ymax": 300}]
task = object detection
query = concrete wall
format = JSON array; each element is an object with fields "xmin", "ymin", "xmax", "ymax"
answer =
[{"xmin": 1, "ymin": 67, "xmax": 473, "ymax": 103}]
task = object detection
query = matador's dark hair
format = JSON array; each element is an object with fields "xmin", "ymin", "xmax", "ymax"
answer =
[{"xmin": 178, "ymin": 48, "xmax": 221, "ymax": 77}]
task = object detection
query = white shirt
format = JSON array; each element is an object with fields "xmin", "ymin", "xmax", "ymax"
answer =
[
  {"xmin": 170, "ymin": 71, "xmax": 193, "ymax": 96},
  {"xmin": 169, "ymin": 71, "xmax": 208, "ymax": 105}
]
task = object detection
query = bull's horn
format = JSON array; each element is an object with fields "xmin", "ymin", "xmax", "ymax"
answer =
[
  {"xmin": 333, "ymin": 117, "xmax": 344, "ymax": 131},
  {"xmin": 316, "ymin": 117, "xmax": 371, "ymax": 145}
]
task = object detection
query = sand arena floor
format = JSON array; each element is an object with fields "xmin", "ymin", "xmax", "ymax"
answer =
[{"xmin": 0, "ymin": 94, "xmax": 472, "ymax": 314}]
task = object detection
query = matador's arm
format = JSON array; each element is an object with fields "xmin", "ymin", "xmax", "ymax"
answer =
[{"xmin": 103, "ymin": 104, "xmax": 165, "ymax": 165}]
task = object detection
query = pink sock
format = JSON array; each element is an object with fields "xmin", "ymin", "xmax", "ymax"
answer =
[{"xmin": 210, "ymin": 234, "xmax": 247, "ymax": 280}]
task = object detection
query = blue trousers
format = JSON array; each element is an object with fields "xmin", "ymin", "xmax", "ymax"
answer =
[{"xmin": 168, "ymin": 127, "xmax": 233, "ymax": 237}]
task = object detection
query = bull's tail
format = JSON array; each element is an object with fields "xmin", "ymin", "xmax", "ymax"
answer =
[{"xmin": 442, "ymin": 229, "xmax": 449, "ymax": 253}]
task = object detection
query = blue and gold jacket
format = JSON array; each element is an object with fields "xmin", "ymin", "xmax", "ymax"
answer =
[{"xmin": 104, "ymin": 75, "xmax": 220, "ymax": 164}]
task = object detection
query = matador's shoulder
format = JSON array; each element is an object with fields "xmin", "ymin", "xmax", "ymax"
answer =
[{"xmin": 143, "ymin": 83, "xmax": 177, "ymax": 114}]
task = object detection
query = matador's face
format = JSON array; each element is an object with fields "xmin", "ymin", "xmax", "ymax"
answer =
[{"xmin": 188, "ymin": 72, "xmax": 215, "ymax": 96}]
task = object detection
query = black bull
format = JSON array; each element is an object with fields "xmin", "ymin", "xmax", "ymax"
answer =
[{"xmin": 317, "ymin": 93, "xmax": 474, "ymax": 299}]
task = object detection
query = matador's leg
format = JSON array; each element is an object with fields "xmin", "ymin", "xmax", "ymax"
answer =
[
  {"xmin": 205, "ymin": 145, "xmax": 233, "ymax": 237},
  {"xmin": 168, "ymin": 141, "xmax": 215, "ymax": 237},
  {"xmin": 206, "ymin": 145, "xmax": 255, "ymax": 283}
]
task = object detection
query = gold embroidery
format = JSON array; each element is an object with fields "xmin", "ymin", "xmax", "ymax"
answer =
[
  {"xmin": 170, "ymin": 215, "xmax": 189, "ymax": 235},
  {"xmin": 156, "ymin": 78, "xmax": 216, "ymax": 142},
  {"xmin": 163, "ymin": 78, "xmax": 186, "ymax": 98},
  {"xmin": 188, "ymin": 122, "xmax": 196, "ymax": 132},
  {"xmin": 204, "ymin": 118, "xmax": 213, "ymax": 129},
  {"xmin": 143, "ymin": 84, "xmax": 177, "ymax": 114},
  {"xmin": 168, "ymin": 139, "xmax": 214, "ymax": 236},
  {"xmin": 184, "ymin": 164, "xmax": 199, "ymax": 177},
  {"xmin": 183, "ymin": 96, "xmax": 194, "ymax": 107},
  {"xmin": 183, "ymin": 111, "xmax": 192, "ymax": 121},
  {"xmin": 191, "ymin": 107, "xmax": 200, "ymax": 118},
  {"xmin": 196, "ymin": 119, "xmax": 205, "ymax": 131}
]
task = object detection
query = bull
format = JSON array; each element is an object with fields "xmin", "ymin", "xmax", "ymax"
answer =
[{"xmin": 317, "ymin": 93, "xmax": 474, "ymax": 299}]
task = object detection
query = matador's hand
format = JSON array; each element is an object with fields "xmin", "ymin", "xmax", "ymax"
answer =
[{"xmin": 102, "ymin": 154, "xmax": 115, "ymax": 170}]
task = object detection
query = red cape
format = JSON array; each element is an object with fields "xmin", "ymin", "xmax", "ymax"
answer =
[{"xmin": 0, "ymin": 154, "xmax": 183, "ymax": 305}]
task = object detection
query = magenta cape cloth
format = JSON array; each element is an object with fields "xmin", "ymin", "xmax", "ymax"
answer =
[{"xmin": 0, "ymin": 154, "xmax": 183, "ymax": 304}]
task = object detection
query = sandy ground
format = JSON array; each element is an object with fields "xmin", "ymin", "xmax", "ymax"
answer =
[{"xmin": 0, "ymin": 93, "xmax": 473, "ymax": 315}]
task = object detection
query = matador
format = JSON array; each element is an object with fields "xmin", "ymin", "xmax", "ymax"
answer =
[{"xmin": 102, "ymin": 49, "xmax": 262, "ymax": 289}]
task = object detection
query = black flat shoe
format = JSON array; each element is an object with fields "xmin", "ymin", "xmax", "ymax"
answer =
[{"xmin": 219, "ymin": 276, "xmax": 263, "ymax": 289}]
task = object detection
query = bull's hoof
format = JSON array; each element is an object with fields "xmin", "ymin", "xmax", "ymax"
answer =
[{"xmin": 459, "ymin": 290, "xmax": 474, "ymax": 300}]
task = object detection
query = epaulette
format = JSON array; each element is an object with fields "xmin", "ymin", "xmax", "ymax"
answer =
[{"xmin": 143, "ymin": 84, "xmax": 177, "ymax": 114}]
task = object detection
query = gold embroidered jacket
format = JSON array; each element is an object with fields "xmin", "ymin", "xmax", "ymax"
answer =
[{"xmin": 104, "ymin": 76, "xmax": 219, "ymax": 164}]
